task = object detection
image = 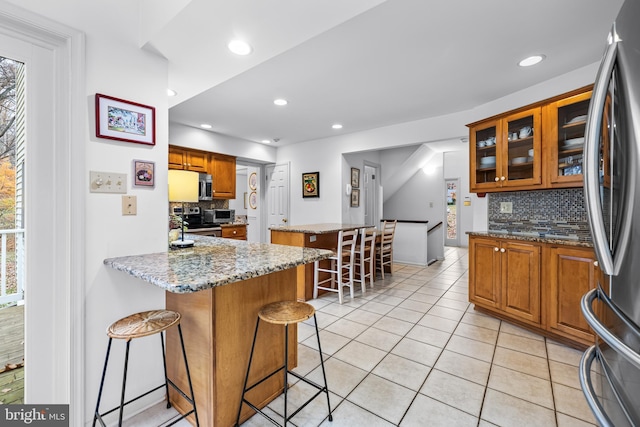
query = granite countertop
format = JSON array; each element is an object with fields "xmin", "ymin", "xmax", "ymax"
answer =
[
  {"xmin": 104, "ymin": 235, "xmax": 333, "ymax": 293},
  {"xmin": 269, "ymin": 223, "xmax": 371, "ymax": 234},
  {"xmin": 467, "ymin": 231, "xmax": 593, "ymax": 248}
]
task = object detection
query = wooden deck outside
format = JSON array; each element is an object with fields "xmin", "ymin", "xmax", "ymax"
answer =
[{"xmin": 0, "ymin": 304, "xmax": 24, "ymax": 404}]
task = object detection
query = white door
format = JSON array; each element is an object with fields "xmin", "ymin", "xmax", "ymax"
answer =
[
  {"xmin": 364, "ymin": 164, "xmax": 379, "ymax": 227},
  {"xmin": 266, "ymin": 163, "xmax": 289, "ymax": 242},
  {"xmin": 445, "ymin": 178, "xmax": 460, "ymax": 246}
]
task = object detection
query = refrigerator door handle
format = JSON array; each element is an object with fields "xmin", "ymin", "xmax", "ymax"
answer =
[
  {"xmin": 582, "ymin": 288, "xmax": 640, "ymax": 370},
  {"xmin": 584, "ymin": 25, "xmax": 618, "ymax": 275},
  {"xmin": 579, "ymin": 346, "xmax": 615, "ymax": 427}
]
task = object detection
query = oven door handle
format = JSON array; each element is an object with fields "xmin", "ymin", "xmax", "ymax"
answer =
[
  {"xmin": 579, "ymin": 345, "xmax": 615, "ymax": 427},
  {"xmin": 581, "ymin": 287, "xmax": 640, "ymax": 370}
]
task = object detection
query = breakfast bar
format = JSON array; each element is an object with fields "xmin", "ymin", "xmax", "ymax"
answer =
[
  {"xmin": 104, "ymin": 235, "xmax": 332, "ymax": 426},
  {"xmin": 270, "ymin": 223, "xmax": 370, "ymax": 301}
]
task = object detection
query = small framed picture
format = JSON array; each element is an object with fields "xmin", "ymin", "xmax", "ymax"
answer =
[
  {"xmin": 133, "ymin": 160, "xmax": 155, "ymax": 187},
  {"xmin": 95, "ymin": 93, "xmax": 156, "ymax": 145},
  {"xmin": 302, "ymin": 172, "xmax": 320, "ymax": 198},
  {"xmin": 351, "ymin": 167, "xmax": 360, "ymax": 188},
  {"xmin": 351, "ymin": 188, "xmax": 360, "ymax": 207}
]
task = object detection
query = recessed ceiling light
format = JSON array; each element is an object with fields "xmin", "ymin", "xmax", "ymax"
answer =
[
  {"xmin": 332, "ymin": 124, "xmax": 343, "ymax": 129},
  {"xmin": 518, "ymin": 54, "xmax": 546, "ymax": 67},
  {"xmin": 228, "ymin": 40, "xmax": 252, "ymax": 55},
  {"xmin": 273, "ymin": 99, "xmax": 288, "ymax": 106},
  {"xmin": 261, "ymin": 139, "xmax": 271, "ymax": 144},
  {"xmin": 200, "ymin": 124, "xmax": 212, "ymax": 129},
  {"xmin": 167, "ymin": 89, "xmax": 177, "ymax": 97}
]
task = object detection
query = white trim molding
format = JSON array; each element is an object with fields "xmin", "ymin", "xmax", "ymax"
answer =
[{"xmin": 0, "ymin": 1, "xmax": 85, "ymax": 424}]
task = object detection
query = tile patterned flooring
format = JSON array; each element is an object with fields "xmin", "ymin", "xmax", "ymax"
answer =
[{"xmin": 131, "ymin": 247, "xmax": 596, "ymax": 427}]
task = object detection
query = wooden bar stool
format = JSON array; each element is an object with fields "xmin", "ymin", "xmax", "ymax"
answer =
[
  {"xmin": 235, "ymin": 301, "xmax": 332, "ymax": 426},
  {"xmin": 93, "ymin": 310, "xmax": 199, "ymax": 427},
  {"xmin": 313, "ymin": 229, "xmax": 358, "ymax": 304}
]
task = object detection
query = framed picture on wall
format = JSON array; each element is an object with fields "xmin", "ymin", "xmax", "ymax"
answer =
[
  {"xmin": 351, "ymin": 167, "xmax": 360, "ymax": 188},
  {"xmin": 302, "ymin": 172, "xmax": 320, "ymax": 198},
  {"xmin": 133, "ymin": 160, "xmax": 155, "ymax": 187},
  {"xmin": 351, "ymin": 188, "xmax": 360, "ymax": 207},
  {"xmin": 95, "ymin": 93, "xmax": 156, "ymax": 145}
]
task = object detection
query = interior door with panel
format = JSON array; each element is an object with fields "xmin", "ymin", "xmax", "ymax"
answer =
[{"xmin": 266, "ymin": 163, "xmax": 289, "ymax": 243}]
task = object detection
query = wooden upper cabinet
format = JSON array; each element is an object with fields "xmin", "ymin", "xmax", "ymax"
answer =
[
  {"xmin": 210, "ymin": 153, "xmax": 236, "ymax": 199},
  {"xmin": 469, "ymin": 85, "xmax": 592, "ymax": 193},
  {"xmin": 470, "ymin": 107, "xmax": 542, "ymax": 192},
  {"xmin": 543, "ymin": 90, "xmax": 592, "ymax": 187},
  {"xmin": 169, "ymin": 146, "xmax": 208, "ymax": 173}
]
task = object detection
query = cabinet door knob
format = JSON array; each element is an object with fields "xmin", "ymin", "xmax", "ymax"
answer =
[
  {"xmin": 500, "ymin": 248, "xmax": 506, "ymax": 253},
  {"xmin": 594, "ymin": 261, "xmax": 599, "ymax": 267},
  {"xmin": 500, "ymin": 176, "xmax": 506, "ymax": 181},
  {"xmin": 494, "ymin": 177, "xmax": 500, "ymax": 182},
  {"xmin": 494, "ymin": 247, "xmax": 499, "ymax": 252}
]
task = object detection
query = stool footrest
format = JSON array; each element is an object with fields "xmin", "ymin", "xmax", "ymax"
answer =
[
  {"xmin": 240, "ymin": 368, "xmax": 329, "ymax": 427},
  {"xmin": 94, "ymin": 383, "xmax": 165, "ymax": 421},
  {"xmin": 244, "ymin": 365, "xmax": 285, "ymax": 394}
]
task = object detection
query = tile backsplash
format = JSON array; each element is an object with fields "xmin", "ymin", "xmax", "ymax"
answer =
[{"xmin": 488, "ymin": 188, "xmax": 591, "ymax": 241}]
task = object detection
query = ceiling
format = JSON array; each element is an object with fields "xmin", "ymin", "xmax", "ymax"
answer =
[{"xmin": 145, "ymin": 0, "xmax": 624, "ymax": 148}]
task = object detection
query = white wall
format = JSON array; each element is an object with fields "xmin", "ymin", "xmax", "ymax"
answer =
[
  {"xmin": 383, "ymin": 152, "xmax": 445, "ymax": 223},
  {"xmin": 275, "ymin": 63, "xmax": 599, "ymax": 236},
  {"xmin": 342, "ymin": 151, "xmax": 381, "ymax": 225},
  {"xmin": 169, "ymin": 122, "xmax": 277, "ymax": 163},
  {"xmin": 230, "ymin": 168, "xmax": 248, "ymax": 215}
]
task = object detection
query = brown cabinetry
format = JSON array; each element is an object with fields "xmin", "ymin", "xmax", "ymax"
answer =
[
  {"xmin": 221, "ymin": 224, "xmax": 246, "ymax": 240},
  {"xmin": 469, "ymin": 235, "xmax": 597, "ymax": 348},
  {"xmin": 211, "ymin": 153, "xmax": 236, "ymax": 199},
  {"xmin": 469, "ymin": 86, "xmax": 592, "ymax": 193},
  {"xmin": 545, "ymin": 245, "xmax": 599, "ymax": 346},
  {"xmin": 168, "ymin": 146, "xmax": 208, "ymax": 173},
  {"xmin": 469, "ymin": 236, "xmax": 541, "ymax": 325},
  {"xmin": 470, "ymin": 108, "xmax": 542, "ymax": 191},
  {"xmin": 168, "ymin": 145, "xmax": 237, "ymax": 199},
  {"xmin": 543, "ymin": 90, "xmax": 592, "ymax": 187}
]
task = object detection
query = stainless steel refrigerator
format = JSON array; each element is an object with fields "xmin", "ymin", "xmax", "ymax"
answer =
[{"xmin": 581, "ymin": 0, "xmax": 640, "ymax": 425}]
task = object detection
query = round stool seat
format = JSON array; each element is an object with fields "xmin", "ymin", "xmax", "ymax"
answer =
[
  {"xmin": 258, "ymin": 301, "xmax": 315, "ymax": 325},
  {"xmin": 107, "ymin": 310, "xmax": 181, "ymax": 340}
]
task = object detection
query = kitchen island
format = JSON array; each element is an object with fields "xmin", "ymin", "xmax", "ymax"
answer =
[
  {"xmin": 270, "ymin": 223, "xmax": 369, "ymax": 301},
  {"xmin": 104, "ymin": 235, "xmax": 332, "ymax": 426}
]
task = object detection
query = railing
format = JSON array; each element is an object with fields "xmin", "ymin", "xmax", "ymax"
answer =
[{"xmin": 0, "ymin": 229, "xmax": 25, "ymax": 305}]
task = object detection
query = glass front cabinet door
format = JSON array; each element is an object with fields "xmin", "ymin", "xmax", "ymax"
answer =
[
  {"xmin": 470, "ymin": 118, "xmax": 501, "ymax": 190},
  {"xmin": 501, "ymin": 107, "xmax": 542, "ymax": 189},
  {"xmin": 470, "ymin": 107, "xmax": 542, "ymax": 191},
  {"xmin": 544, "ymin": 90, "xmax": 592, "ymax": 186}
]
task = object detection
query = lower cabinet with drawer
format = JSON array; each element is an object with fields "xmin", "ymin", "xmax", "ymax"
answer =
[
  {"xmin": 469, "ymin": 235, "xmax": 598, "ymax": 348},
  {"xmin": 221, "ymin": 224, "xmax": 246, "ymax": 240}
]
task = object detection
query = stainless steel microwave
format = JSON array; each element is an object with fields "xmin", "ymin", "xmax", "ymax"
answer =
[
  {"xmin": 199, "ymin": 173, "xmax": 212, "ymax": 201},
  {"xmin": 204, "ymin": 209, "xmax": 235, "ymax": 224}
]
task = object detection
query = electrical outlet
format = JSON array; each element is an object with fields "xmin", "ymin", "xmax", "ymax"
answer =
[
  {"xmin": 90, "ymin": 171, "xmax": 126, "ymax": 193},
  {"xmin": 500, "ymin": 201, "xmax": 513, "ymax": 214},
  {"xmin": 122, "ymin": 196, "xmax": 137, "ymax": 215}
]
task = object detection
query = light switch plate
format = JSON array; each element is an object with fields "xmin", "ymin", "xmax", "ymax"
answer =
[
  {"xmin": 500, "ymin": 201, "xmax": 513, "ymax": 214},
  {"xmin": 122, "ymin": 196, "xmax": 137, "ymax": 215},
  {"xmin": 90, "ymin": 171, "xmax": 127, "ymax": 193}
]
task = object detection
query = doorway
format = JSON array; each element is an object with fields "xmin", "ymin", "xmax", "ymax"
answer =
[
  {"xmin": 266, "ymin": 163, "xmax": 290, "ymax": 242},
  {"xmin": 445, "ymin": 178, "xmax": 460, "ymax": 246},
  {"xmin": 0, "ymin": 55, "xmax": 25, "ymax": 404},
  {"xmin": 364, "ymin": 163, "xmax": 379, "ymax": 227}
]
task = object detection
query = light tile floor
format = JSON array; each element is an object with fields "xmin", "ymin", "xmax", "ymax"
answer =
[{"xmin": 130, "ymin": 247, "xmax": 596, "ymax": 427}]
